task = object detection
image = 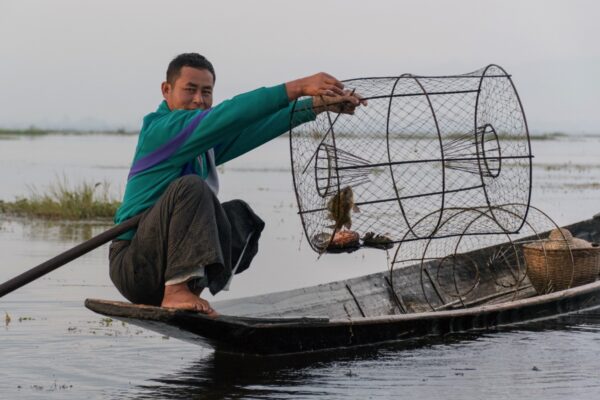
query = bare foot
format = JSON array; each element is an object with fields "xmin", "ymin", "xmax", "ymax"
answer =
[{"xmin": 161, "ymin": 282, "xmax": 218, "ymax": 317}]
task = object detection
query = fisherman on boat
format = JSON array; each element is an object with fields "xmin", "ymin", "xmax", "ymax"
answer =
[{"xmin": 109, "ymin": 53, "xmax": 364, "ymax": 315}]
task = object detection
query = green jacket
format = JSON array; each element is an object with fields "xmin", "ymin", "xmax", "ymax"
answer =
[{"xmin": 115, "ymin": 84, "xmax": 314, "ymax": 239}]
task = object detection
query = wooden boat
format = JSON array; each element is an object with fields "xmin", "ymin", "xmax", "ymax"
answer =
[{"xmin": 86, "ymin": 214, "xmax": 600, "ymax": 355}]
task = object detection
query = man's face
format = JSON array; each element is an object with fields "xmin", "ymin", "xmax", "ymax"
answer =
[{"xmin": 161, "ymin": 66, "xmax": 214, "ymax": 111}]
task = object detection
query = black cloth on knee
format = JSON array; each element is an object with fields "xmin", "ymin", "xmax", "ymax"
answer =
[{"xmin": 109, "ymin": 175, "xmax": 264, "ymax": 306}]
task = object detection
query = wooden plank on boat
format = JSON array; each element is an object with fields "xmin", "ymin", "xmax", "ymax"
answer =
[
  {"xmin": 388, "ymin": 261, "xmax": 446, "ymax": 312},
  {"xmin": 341, "ymin": 274, "xmax": 406, "ymax": 317},
  {"xmin": 216, "ymin": 280, "xmax": 365, "ymax": 319}
]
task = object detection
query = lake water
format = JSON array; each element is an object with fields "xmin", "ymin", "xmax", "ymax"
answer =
[{"xmin": 1, "ymin": 133, "xmax": 600, "ymax": 399}]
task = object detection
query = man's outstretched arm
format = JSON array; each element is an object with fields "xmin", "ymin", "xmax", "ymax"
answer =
[
  {"xmin": 166, "ymin": 73, "xmax": 353, "ymax": 167},
  {"xmin": 214, "ymin": 85, "xmax": 366, "ymax": 165}
]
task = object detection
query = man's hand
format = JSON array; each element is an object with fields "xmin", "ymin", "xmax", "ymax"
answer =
[
  {"xmin": 312, "ymin": 89, "xmax": 368, "ymax": 115},
  {"xmin": 285, "ymin": 72, "xmax": 345, "ymax": 101}
]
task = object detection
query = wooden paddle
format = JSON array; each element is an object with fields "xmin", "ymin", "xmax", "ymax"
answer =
[{"xmin": 0, "ymin": 214, "xmax": 142, "ymax": 298}]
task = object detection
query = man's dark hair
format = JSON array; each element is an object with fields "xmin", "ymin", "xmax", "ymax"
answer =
[{"xmin": 166, "ymin": 53, "xmax": 215, "ymax": 84}]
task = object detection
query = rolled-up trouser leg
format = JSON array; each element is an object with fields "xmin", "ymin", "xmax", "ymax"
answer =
[{"xmin": 109, "ymin": 175, "xmax": 231, "ymax": 306}]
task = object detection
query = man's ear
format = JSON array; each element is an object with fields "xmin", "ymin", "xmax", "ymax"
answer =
[{"xmin": 161, "ymin": 81, "xmax": 171, "ymax": 99}]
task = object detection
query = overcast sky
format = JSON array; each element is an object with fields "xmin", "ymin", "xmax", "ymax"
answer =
[{"xmin": 1, "ymin": 0, "xmax": 598, "ymax": 133}]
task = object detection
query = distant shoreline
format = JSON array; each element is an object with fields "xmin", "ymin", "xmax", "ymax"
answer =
[
  {"xmin": 0, "ymin": 128, "xmax": 139, "ymax": 136},
  {"xmin": 1, "ymin": 128, "xmax": 598, "ymax": 140}
]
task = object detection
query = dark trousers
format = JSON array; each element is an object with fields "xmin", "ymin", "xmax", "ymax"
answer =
[{"xmin": 109, "ymin": 175, "xmax": 265, "ymax": 306}]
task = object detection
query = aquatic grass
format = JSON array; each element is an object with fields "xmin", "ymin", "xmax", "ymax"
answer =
[
  {"xmin": 0, "ymin": 127, "xmax": 50, "ymax": 136},
  {"xmin": 537, "ymin": 163, "xmax": 600, "ymax": 172},
  {"xmin": 0, "ymin": 178, "xmax": 121, "ymax": 220}
]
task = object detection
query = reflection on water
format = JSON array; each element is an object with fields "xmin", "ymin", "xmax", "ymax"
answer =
[
  {"xmin": 126, "ymin": 313, "xmax": 600, "ymax": 400},
  {"xmin": 1, "ymin": 216, "xmax": 112, "ymax": 242}
]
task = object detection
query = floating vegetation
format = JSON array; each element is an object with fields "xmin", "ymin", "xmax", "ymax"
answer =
[
  {"xmin": 536, "ymin": 163, "xmax": 600, "ymax": 172},
  {"xmin": 27, "ymin": 381, "xmax": 73, "ymax": 391},
  {"xmin": 528, "ymin": 132, "xmax": 568, "ymax": 140},
  {"xmin": 0, "ymin": 177, "xmax": 121, "ymax": 220},
  {"xmin": 562, "ymin": 182, "xmax": 600, "ymax": 190}
]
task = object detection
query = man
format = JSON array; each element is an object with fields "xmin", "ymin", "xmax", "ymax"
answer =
[{"xmin": 109, "ymin": 53, "xmax": 364, "ymax": 315}]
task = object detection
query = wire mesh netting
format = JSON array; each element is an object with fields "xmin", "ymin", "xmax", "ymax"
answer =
[
  {"xmin": 389, "ymin": 205, "xmax": 598, "ymax": 310},
  {"xmin": 289, "ymin": 64, "xmax": 532, "ymax": 253}
]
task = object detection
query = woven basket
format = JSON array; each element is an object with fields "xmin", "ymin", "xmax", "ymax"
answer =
[{"xmin": 523, "ymin": 228, "xmax": 600, "ymax": 294}]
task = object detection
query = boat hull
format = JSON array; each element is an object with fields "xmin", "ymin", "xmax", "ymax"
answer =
[
  {"xmin": 85, "ymin": 278, "xmax": 600, "ymax": 355},
  {"xmin": 85, "ymin": 214, "xmax": 600, "ymax": 355}
]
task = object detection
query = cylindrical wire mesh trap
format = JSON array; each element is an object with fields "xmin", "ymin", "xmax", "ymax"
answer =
[{"xmin": 290, "ymin": 64, "xmax": 532, "ymax": 253}]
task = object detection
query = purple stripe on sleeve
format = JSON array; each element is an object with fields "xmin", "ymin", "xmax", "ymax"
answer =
[{"xmin": 127, "ymin": 108, "xmax": 212, "ymax": 180}]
